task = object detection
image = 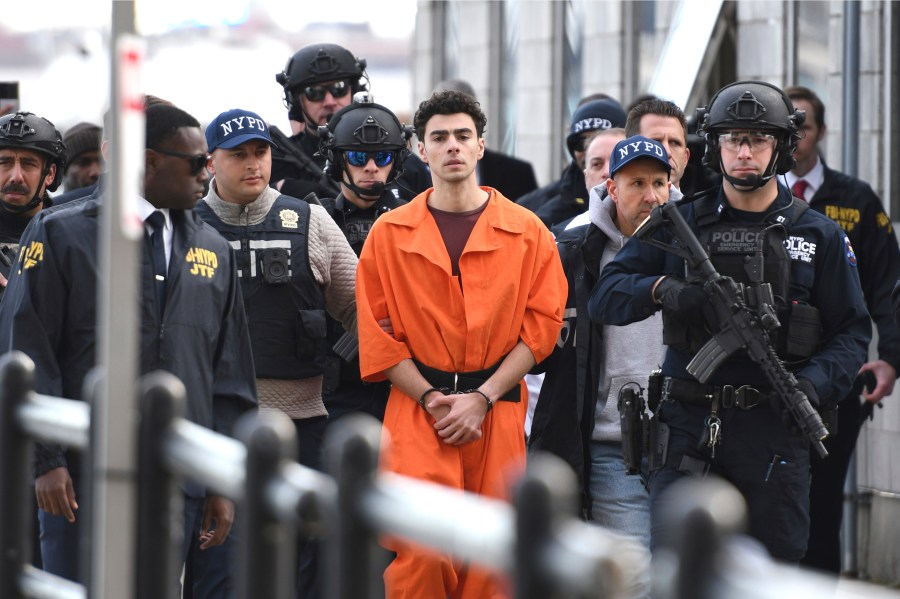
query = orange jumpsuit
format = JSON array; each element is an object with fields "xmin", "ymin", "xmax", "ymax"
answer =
[{"xmin": 356, "ymin": 187, "xmax": 566, "ymax": 599}]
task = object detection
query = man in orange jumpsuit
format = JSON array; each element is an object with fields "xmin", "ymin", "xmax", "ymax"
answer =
[{"xmin": 356, "ymin": 90, "xmax": 567, "ymax": 599}]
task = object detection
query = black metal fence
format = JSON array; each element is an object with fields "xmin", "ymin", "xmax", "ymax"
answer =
[{"xmin": 2, "ymin": 351, "xmax": 898, "ymax": 599}]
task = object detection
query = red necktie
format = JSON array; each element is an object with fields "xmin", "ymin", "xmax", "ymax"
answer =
[{"xmin": 792, "ymin": 179, "xmax": 809, "ymax": 201}]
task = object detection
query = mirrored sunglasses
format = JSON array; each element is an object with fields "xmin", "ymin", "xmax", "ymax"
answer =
[{"xmin": 346, "ymin": 151, "xmax": 394, "ymax": 167}]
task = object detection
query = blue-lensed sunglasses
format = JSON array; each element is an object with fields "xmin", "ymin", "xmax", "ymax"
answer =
[{"xmin": 346, "ymin": 151, "xmax": 394, "ymax": 167}]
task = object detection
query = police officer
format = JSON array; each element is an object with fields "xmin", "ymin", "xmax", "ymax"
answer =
[
  {"xmin": 589, "ymin": 81, "xmax": 871, "ymax": 562},
  {"xmin": 273, "ymin": 43, "xmax": 430, "ymax": 202},
  {"xmin": 784, "ymin": 85, "xmax": 900, "ymax": 574},
  {"xmin": 0, "ymin": 111, "xmax": 65, "ymax": 289},
  {"xmin": 0, "ymin": 102, "xmax": 258, "ymax": 595},
  {"xmin": 315, "ymin": 94, "xmax": 411, "ymax": 421},
  {"xmin": 196, "ymin": 107, "xmax": 357, "ymax": 599}
]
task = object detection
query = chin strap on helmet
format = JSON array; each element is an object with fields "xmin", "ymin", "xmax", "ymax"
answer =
[
  {"xmin": 719, "ymin": 148, "xmax": 781, "ymax": 192},
  {"xmin": 340, "ymin": 168, "xmax": 387, "ymax": 201}
]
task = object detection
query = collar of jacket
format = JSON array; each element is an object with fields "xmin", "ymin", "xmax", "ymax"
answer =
[
  {"xmin": 390, "ymin": 187, "xmax": 527, "ymax": 275},
  {"xmin": 706, "ymin": 183, "xmax": 796, "ymax": 225}
]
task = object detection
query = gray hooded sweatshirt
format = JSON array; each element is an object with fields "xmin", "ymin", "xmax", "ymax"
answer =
[{"xmin": 589, "ymin": 187, "xmax": 668, "ymax": 442}]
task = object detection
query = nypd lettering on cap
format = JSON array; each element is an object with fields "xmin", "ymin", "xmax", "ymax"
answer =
[
  {"xmin": 572, "ymin": 117, "xmax": 614, "ymax": 134},
  {"xmin": 206, "ymin": 108, "xmax": 277, "ymax": 151},
  {"xmin": 616, "ymin": 139, "xmax": 666, "ymax": 161},
  {"xmin": 219, "ymin": 115, "xmax": 267, "ymax": 138},
  {"xmin": 609, "ymin": 134, "xmax": 672, "ymax": 179}
]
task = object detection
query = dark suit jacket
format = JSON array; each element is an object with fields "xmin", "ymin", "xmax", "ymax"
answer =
[{"xmin": 478, "ymin": 148, "xmax": 538, "ymax": 201}]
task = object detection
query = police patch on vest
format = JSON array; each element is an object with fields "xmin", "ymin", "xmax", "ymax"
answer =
[
  {"xmin": 279, "ymin": 209, "xmax": 299, "ymax": 229},
  {"xmin": 844, "ymin": 235, "xmax": 858, "ymax": 267},
  {"xmin": 784, "ymin": 236, "xmax": 817, "ymax": 263},
  {"xmin": 186, "ymin": 246, "xmax": 218, "ymax": 278},
  {"xmin": 708, "ymin": 228, "xmax": 763, "ymax": 254}
]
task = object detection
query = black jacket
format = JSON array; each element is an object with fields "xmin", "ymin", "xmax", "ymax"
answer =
[
  {"xmin": 528, "ymin": 222, "xmax": 607, "ymax": 514},
  {"xmin": 0, "ymin": 194, "xmax": 258, "ymax": 491},
  {"xmin": 807, "ymin": 162, "xmax": 900, "ymax": 373},
  {"xmin": 516, "ymin": 161, "xmax": 589, "ymax": 229},
  {"xmin": 478, "ymin": 148, "xmax": 538, "ymax": 201}
]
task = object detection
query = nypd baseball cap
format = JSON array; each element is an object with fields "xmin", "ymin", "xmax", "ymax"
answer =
[
  {"xmin": 609, "ymin": 135, "xmax": 671, "ymax": 179},
  {"xmin": 205, "ymin": 108, "xmax": 278, "ymax": 151}
]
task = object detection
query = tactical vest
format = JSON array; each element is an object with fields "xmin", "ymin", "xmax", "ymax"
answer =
[
  {"xmin": 664, "ymin": 195, "xmax": 821, "ymax": 362},
  {"xmin": 195, "ymin": 196, "xmax": 326, "ymax": 379},
  {"xmin": 332, "ymin": 193, "xmax": 405, "ymax": 255}
]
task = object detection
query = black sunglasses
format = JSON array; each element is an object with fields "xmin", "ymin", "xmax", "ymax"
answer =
[
  {"xmin": 302, "ymin": 80, "xmax": 351, "ymax": 102},
  {"xmin": 152, "ymin": 148, "xmax": 209, "ymax": 175}
]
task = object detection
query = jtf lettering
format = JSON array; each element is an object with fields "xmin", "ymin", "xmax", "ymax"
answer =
[{"xmin": 186, "ymin": 247, "xmax": 218, "ymax": 278}]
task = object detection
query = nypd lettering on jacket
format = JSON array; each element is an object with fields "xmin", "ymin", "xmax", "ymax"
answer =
[
  {"xmin": 218, "ymin": 115, "xmax": 267, "ymax": 139},
  {"xmin": 616, "ymin": 139, "xmax": 665, "ymax": 161}
]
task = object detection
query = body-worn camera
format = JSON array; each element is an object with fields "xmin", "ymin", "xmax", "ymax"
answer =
[{"xmin": 260, "ymin": 248, "xmax": 291, "ymax": 284}]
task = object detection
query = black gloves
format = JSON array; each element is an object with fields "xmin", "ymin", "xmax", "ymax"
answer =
[
  {"xmin": 795, "ymin": 377, "xmax": 820, "ymax": 409},
  {"xmin": 655, "ymin": 277, "xmax": 708, "ymax": 322}
]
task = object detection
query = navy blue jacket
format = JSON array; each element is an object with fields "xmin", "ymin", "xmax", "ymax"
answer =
[
  {"xmin": 528, "ymin": 222, "xmax": 607, "ymax": 513},
  {"xmin": 806, "ymin": 163, "xmax": 900, "ymax": 373},
  {"xmin": 0, "ymin": 194, "xmax": 258, "ymax": 490},
  {"xmin": 589, "ymin": 185, "xmax": 871, "ymax": 407}
]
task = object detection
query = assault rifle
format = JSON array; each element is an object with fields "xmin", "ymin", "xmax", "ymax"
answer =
[
  {"xmin": 268, "ymin": 125, "xmax": 341, "ymax": 198},
  {"xmin": 634, "ymin": 200, "xmax": 830, "ymax": 458}
]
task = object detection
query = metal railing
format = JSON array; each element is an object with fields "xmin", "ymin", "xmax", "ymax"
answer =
[{"xmin": 4, "ymin": 350, "xmax": 900, "ymax": 599}]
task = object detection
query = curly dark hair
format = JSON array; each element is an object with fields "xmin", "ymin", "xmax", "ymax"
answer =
[{"xmin": 414, "ymin": 90, "xmax": 487, "ymax": 140}]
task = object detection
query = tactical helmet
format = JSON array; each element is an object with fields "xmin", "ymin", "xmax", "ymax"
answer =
[
  {"xmin": 0, "ymin": 111, "xmax": 67, "ymax": 193},
  {"xmin": 318, "ymin": 93, "xmax": 412, "ymax": 197},
  {"xmin": 696, "ymin": 81, "xmax": 805, "ymax": 180},
  {"xmin": 275, "ymin": 43, "xmax": 368, "ymax": 121}
]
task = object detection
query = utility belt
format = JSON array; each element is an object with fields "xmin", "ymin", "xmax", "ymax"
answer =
[
  {"xmin": 662, "ymin": 377, "xmax": 772, "ymax": 410},
  {"xmin": 413, "ymin": 359, "xmax": 521, "ymax": 403}
]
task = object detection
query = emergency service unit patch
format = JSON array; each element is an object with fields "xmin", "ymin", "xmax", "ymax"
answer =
[
  {"xmin": 185, "ymin": 246, "xmax": 218, "ymax": 278},
  {"xmin": 784, "ymin": 235, "xmax": 817, "ymax": 263},
  {"xmin": 844, "ymin": 235, "xmax": 858, "ymax": 267},
  {"xmin": 279, "ymin": 209, "xmax": 299, "ymax": 229}
]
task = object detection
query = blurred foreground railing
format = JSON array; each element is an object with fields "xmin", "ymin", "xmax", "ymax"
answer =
[{"xmin": 3, "ymin": 350, "xmax": 899, "ymax": 599}]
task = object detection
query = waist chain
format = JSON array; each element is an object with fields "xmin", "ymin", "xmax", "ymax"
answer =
[{"xmin": 413, "ymin": 359, "xmax": 521, "ymax": 403}]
